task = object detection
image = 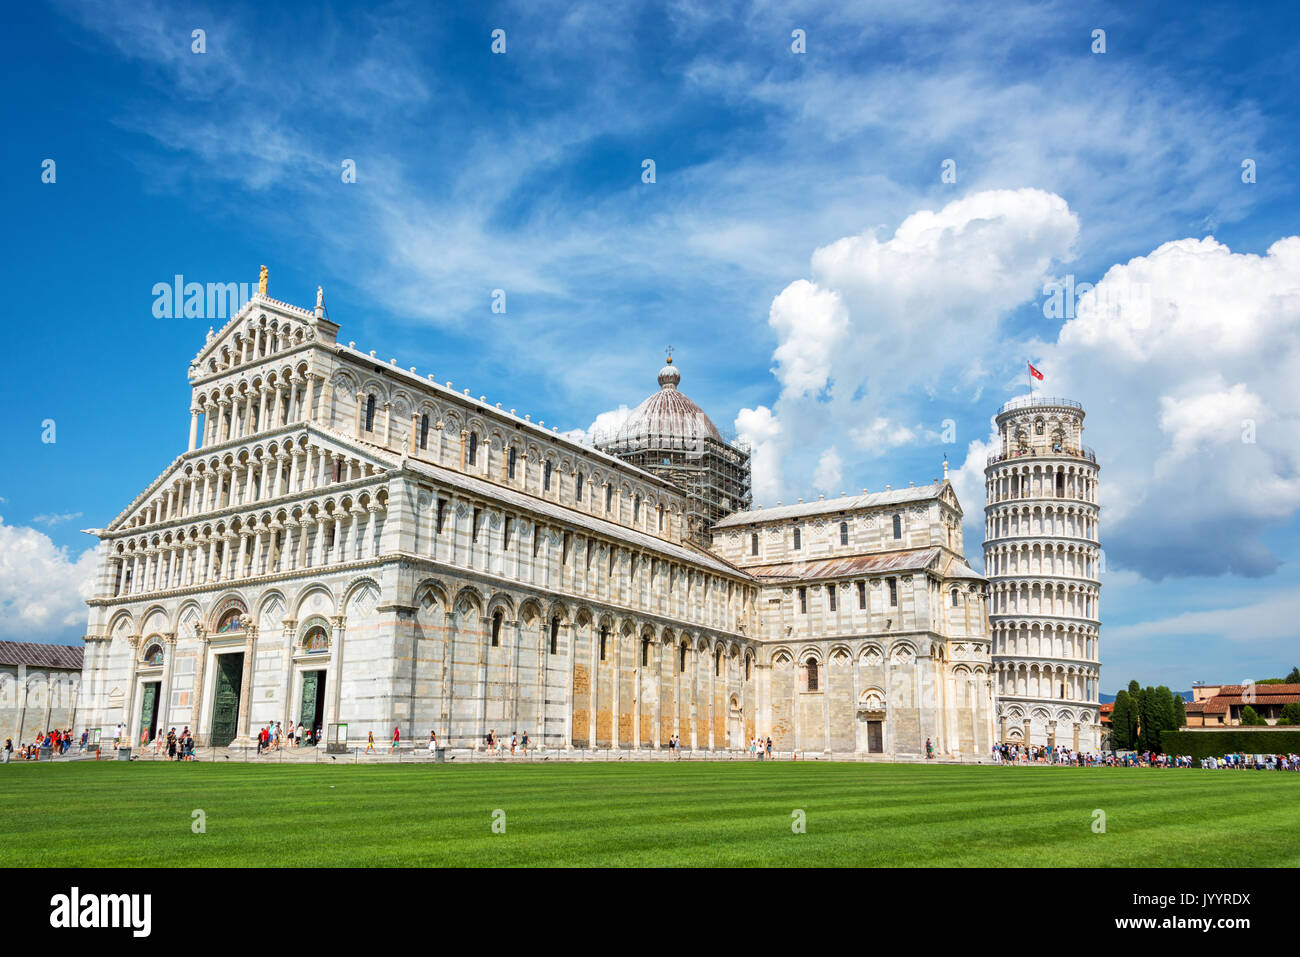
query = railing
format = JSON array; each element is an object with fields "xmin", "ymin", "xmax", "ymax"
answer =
[
  {"xmin": 987, "ymin": 444, "xmax": 1096, "ymax": 467},
  {"xmin": 997, "ymin": 396, "xmax": 1084, "ymax": 415}
]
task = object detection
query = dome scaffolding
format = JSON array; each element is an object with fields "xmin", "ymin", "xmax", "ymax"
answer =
[{"xmin": 594, "ymin": 357, "xmax": 751, "ymax": 544}]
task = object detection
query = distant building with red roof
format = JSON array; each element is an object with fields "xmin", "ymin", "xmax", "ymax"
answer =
[{"xmin": 1184, "ymin": 683, "xmax": 1300, "ymax": 727}]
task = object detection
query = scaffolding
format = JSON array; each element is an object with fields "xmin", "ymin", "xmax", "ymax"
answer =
[{"xmin": 596, "ymin": 428, "xmax": 752, "ymax": 545}]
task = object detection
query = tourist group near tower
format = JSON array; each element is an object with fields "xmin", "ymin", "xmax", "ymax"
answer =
[{"xmin": 69, "ymin": 271, "xmax": 1101, "ymax": 759}]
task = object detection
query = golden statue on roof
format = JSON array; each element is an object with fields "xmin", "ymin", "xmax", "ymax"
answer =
[{"xmin": 258, "ymin": 265, "xmax": 268, "ymax": 296}]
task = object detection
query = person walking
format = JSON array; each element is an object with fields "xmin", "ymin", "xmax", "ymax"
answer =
[
  {"xmin": 391, "ymin": 726, "xmax": 400, "ymax": 753},
  {"xmin": 520, "ymin": 731, "xmax": 529, "ymax": 754},
  {"xmin": 428, "ymin": 731, "xmax": 438, "ymax": 754},
  {"xmin": 365, "ymin": 731, "xmax": 376, "ymax": 754}
]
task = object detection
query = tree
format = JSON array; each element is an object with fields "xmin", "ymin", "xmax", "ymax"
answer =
[
  {"xmin": 1277, "ymin": 702, "xmax": 1300, "ymax": 726},
  {"xmin": 1286, "ymin": 666, "xmax": 1300, "ymax": 684},
  {"xmin": 1139, "ymin": 686, "xmax": 1163, "ymax": 751},
  {"xmin": 1155, "ymin": 686, "xmax": 1177, "ymax": 737},
  {"xmin": 1111, "ymin": 691, "xmax": 1133, "ymax": 750},
  {"xmin": 1172, "ymin": 694, "xmax": 1187, "ymax": 729},
  {"xmin": 1239, "ymin": 705, "xmax": 1266, "ymax": 727}
]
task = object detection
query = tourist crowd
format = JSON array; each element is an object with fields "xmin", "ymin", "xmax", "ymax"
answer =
[
  {"xmin": 992, "ymin": 742, "xmax": 1300, "ymax": 770},
  {"xmin": 2, "ymin": 728, "xmax": 77, "ymax": 761},
  {"xmin": 255, "ymin": 721, "xmax": 322, "ymax": 753}
]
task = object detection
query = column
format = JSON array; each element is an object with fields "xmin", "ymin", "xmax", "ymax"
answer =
[
  {"xmin": 321, "ymin": 615, "xmax": 347, "ymax": 745},
  {"xmin": 232, "ymin": 621, "xmax": 259, "ymax": 746},
  {"xmin": 189, "ymin": 409, "xmax": 200, "ymax": 451},
  {"xmin": 190, "ymin": 629, "xmax": 210, "ymax": 737}
]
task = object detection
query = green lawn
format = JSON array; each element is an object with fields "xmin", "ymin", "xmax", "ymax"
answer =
[{"xmin": 1, "ymin": 760, "xmax": 1296, "ymax": 866}]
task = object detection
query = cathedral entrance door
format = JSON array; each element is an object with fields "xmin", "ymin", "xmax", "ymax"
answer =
[
  {"xmin": 867, "ymin": 720, "xmax": 884, "ymax": 753},
  {"xmin": 210, "ymin": 653, "xmax": 244, "ymax": 748},
  {"xmin": 300, "ymin": 671, "xmax": 326, "ymax": 739},
  {"xmin": 140, "ymin": 682, "xmax": 160, "ymax": 744}
]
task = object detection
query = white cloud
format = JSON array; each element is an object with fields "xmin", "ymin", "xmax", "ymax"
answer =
[
  {"xmin": 740, "ymin": 188, "xmax": 1078, "ymax": 501},
  {"xmin": 850, "ymin": 418, "xmax": 919, "ymax": 453},
  {"xmin": 768, "ymin": 280, "xmax": 847, "ymax": 399},
  {"xmin": 30, "ymin": 512, "xmax": 84, "ymax": 527},
  {"xmin": 1038, "ymin": 235, "xmax": 1300, "ymax": 579},
  {"xmin": 0, "ymin": 518, "xmax": 97, "ymax": 640},
  {"xmin": 812, "ymin": 447, "xmax": 843, "ymax": 494},
  {"xmin": 563, "ymin": 405, "xmax": 633, "ymax": 447},
  {"xmin": 735, "ymin": 405, "xmax": 783, "ymax": 504},
  {"xmin": 1105, "ymin": 588, "xmax": 1300, "ymax": 645},
  {"xmin": 950, "ymin": 234, "xmax": 1300, "ymax": 581}
]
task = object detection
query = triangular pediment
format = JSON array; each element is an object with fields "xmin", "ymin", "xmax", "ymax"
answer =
[{"xmin": 189, "ymin": 293, "xmax": 321, "ymax": 383}]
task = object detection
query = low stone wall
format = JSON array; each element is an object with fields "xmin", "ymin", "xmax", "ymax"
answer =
[{"xmin": 61, "ymin": 745, "xmax": 998, "ymax": 766}]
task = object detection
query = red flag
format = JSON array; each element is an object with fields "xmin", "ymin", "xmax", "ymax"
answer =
[{"xmin": 1028, "ymin": 363, "xmax": 1044, "ymax": 381}]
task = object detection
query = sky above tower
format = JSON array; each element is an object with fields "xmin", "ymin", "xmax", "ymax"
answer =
[{"xmin": 2, "ymin": 0, "xmax": 1299, "ymax": 692}]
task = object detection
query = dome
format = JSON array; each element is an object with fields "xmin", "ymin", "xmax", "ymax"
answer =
[{"xmin": 609, "ymin": 357, "xmax": 723, "ymax": 447}]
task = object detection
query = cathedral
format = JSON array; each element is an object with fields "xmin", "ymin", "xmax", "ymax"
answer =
[{"xmin": 76, "ymin": 275, "xmax": 1011, "ymax": 758}]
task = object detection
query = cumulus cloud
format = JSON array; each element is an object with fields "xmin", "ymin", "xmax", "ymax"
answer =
[
  {"xmin": 1039, "ymin": 236, "xmax": 1300, "ymax": 579},
  {"xmin": 949, "ymin": 234, "xmax": 1300, "ymax": 581},
  {"xmin": 562, "ymin": 405, "xmax": 633, "ymax": 447},
  {"xmin": 737, "ymin": 188, "xmax": 1079, "ymax": 502},
  {"xmin": 0, "ymin": 518, "xmax": 97, "ymax": 640},
  {"xmin": 812, "ymin": 447, "xmax": 843, "ymax": 494},
  {"xmin": 735, "ymin": 405, "xmax": 783, "ymax": 504}
]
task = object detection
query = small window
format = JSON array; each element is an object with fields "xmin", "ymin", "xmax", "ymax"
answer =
[
  {"xmin": 951, "ymin": 588, "xmax": 959, "ymax": 607},
  {"xmin": 634, "ymin": 496, "xmax": 641, "ymax": 522},
  {"xmin": 435, "ymin": 499, "xmax": 447, "ymax": 534},
  {"xmin": 549, "ymin": 617, "xmax": 559, "ymax": 655},
  {"xmin": 641, "ymin": 638, "xmax": 650, "ymax": 667},
  {"xmin": 892, "ymin": 514, "xmax": 902, "ymax": 539},
  {"xmin": 679, "ymin": 642, "xmax": 687, "ymax": 673},
  {"xmin": 714, "ymin": 649, "xmax": 722, "ymax": 677},
  {"xmin": 793, "ymin": 526, "xmax": 801, "ymax": 550},
  {"xmin": 575, "ymin": 473, "xmax": 584, "ymax": 502},
  {"xmin": 503, "ymin": 517, "xmax": 513, "ymax": 550},
  {"xmin": 751, "ymin": 532, "xmax": 759, "ymax": 556},
  {"xmin": 491, "ymin": 610, "xmax": 502, "ymax": 647},
  {"xmin": 857, "ymin": 580, "xmax": 866, "ymax": 609},
  {"xmin": 829, "ymin": 586, "xmax": 836, "ymax": 611},
  {"xmin": 888, "ymin": 578, "xmax": 898, "ymax": 607},
  {"xmin": 806, "ymin": 658, "xmax": 819, "ymax": 692},
  {"xmin": 840, "ymin": 521, "xmax": 849, "ymax": 546},
  {"xmin": 599, "ymin": 627, "xmax": 607, "ymax": 662},
  {"xmin": 467, "ymin": 432, "xmax": 478, "ymax": 466},
  {"xmin": 543, "ymin": 461, "xmax": 552, "ymax": 492},
  {"xmin": 507, "ymin": 446, "xmax": 517, "ymax": 480},
  {"xmin": 419, "ymin": 414, "xmax": 429, "ymax": 450},
  {"xmin": 798, "ymin": 586, "xmax": 807, "ymax": 614},
  {"xmin": 365, "ymin": 394, "xmax": 376, "ymax": 432},
  {"xmin": 472, "ymin": 507, "xmax": 481, "ymax": 543},
  {"xmin": 605, "ymin": 485, "xmax": 613, "ymax": 511}
]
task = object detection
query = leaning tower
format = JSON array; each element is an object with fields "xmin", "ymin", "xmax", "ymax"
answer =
[{"xmin": 984, "ymin": 396, "xmax": 1101, "ymax": 752}]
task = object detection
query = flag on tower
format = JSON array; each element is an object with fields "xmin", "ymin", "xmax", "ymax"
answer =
[{"xmin": 1028, "ymin": 362, "xmax": 1044, "ymax": 381}]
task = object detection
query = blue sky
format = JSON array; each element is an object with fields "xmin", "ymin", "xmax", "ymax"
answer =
[{"xmin": 2, "ymin": 0, "xmax": 1299, "ymax": 693}]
